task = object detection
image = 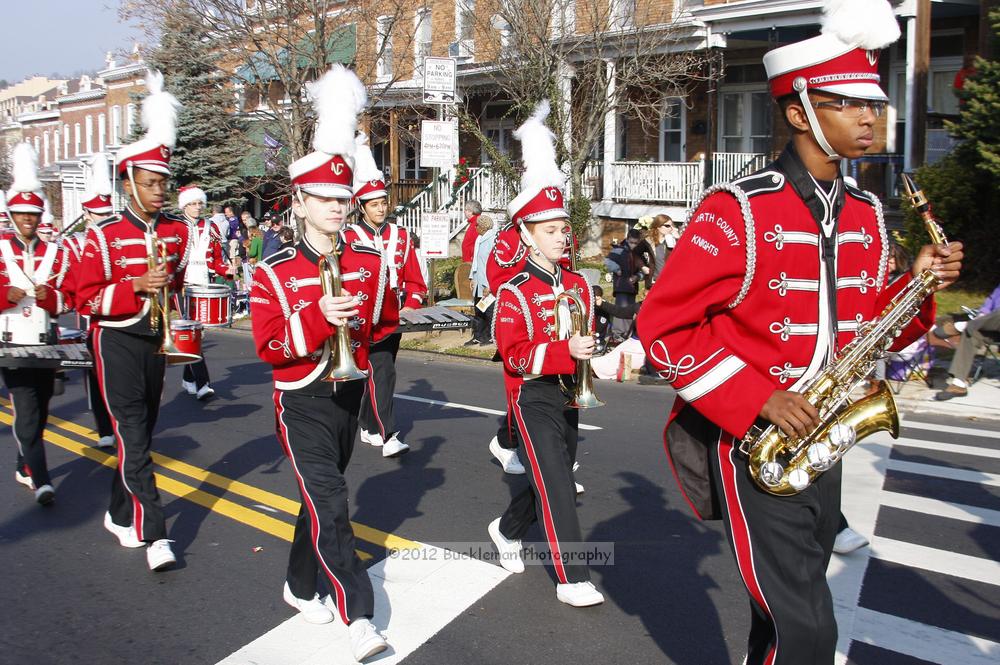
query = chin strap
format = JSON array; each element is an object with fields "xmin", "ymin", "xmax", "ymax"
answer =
[
  {"xmin": 517, "ymin": 223, "xmax": 546, "ymax": 262},
  {"xmin": 126, "ymin": 162, "xmax": 148, "ymax": 214},
  {"xmin": 794, "ymin": 77, "xmax": 841, "ymax": 162}
]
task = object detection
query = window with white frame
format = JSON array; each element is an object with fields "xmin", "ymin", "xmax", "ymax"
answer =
[
  {"xmin": 43, "ymin": 131, "xmax": 50, "ymax": 165},
  {"xmin": 126, "ymin": 103, "xmax": 137, "ymax": 138},
  {"xmin": 719, "ymin": 90, "xmax": 771, "ymax": 153},
  {"xmin": 33, "ymin": 137, "xmax": 40, "ymax": 158},
  {"xmin": 456, "ymin": 0, "xmax": 475, "ymax": 41},
  {"xmin": 414, "ymin": 9, "xmax": 432, "ymax": 78},
  {"xmin": 660, "ymin": 98, "xmax": 685, "ymax": 162},
  {"xmin": 481, "ymin": 102, "xmax": 516, "ymax": 162},
  {"xmin": 111, "ymin": 105, "xmax": 122, "ymax": 144},
  {"xmin": 551, "ymin": 0, "xmax": 575, "ymax": 37},
  {"xmin": 609, "ymin": 0, "xmax": 635, "ymax": 31},
  {"xmin": 54, "ymin": 130, "xmax": 60, "ymax": 162},
  {"xmin": 63, "ymin": 124, "xmax": 70, "ymax": 158},
  {"xmin": 98, "ymin": 113, "xmax": 106, "ymax": 151},
  {"xmin": 85, "ymin": 115, "xmax": 94, "ymax": 154},
  {"xmin": 401, "ymin": 141, "xmax": 427, "ymax": 180},
  {"xmin": 376, "ymin": 15, "xmax": 394, "ymax": 80},
  {"xmin": 74, "ymin": 123, "xmax": 81, "ymax": 156}
]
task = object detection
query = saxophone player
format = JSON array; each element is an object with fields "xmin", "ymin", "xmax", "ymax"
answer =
[
  {"xmin": 487, "ymin": 101, "xmax": 604, "ymax": 608},
  {"xmin": 636, "ymin": 2, "xmax": 962, "ymax": 663},
  {"xmin": 249, "ymin": 65, "xmax": 388, "ymax": 662}
]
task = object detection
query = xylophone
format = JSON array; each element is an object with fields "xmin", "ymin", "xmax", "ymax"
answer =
[
  {"xmin": 0, "ymin": 343, "xmax": 93, "ymax": 369},
  {"xmin": 397, "ymin": 306, "xmax": 472, "ymax": 333}
]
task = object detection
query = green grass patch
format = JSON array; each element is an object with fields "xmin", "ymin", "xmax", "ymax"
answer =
[
  {"xmin": 443, "ymin": 344, "xmax": 497, "ymax": 359},
  {"xmin": 399, "ymin": 337, "xmax": 435, "ymax": 351},
  {"xmin": 935, "ymin": 287, "xmax": 989, "ymax": 316}
]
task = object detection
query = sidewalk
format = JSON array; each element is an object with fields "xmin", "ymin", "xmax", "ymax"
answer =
[{"xmin": 229, "ymin": 317, "xmax": 1000, "ymax": 422}]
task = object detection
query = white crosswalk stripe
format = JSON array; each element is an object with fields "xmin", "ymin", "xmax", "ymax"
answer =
[{"xmin": 834, "ymin": 419, "xmax": 1000, "ymax": 665}]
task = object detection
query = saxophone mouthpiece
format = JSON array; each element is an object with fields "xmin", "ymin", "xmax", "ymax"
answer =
[{"xmin": 900, "ymin": 173, "xmax": 928, "ymax": 211}]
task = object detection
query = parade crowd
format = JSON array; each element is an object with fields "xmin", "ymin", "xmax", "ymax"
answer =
[{"xmin": 3, "ymin": 2, "xmax": 992, "ymax": 664}]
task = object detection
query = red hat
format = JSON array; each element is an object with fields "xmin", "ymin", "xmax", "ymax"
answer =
[
  {"xmin": 81, "ymin": 194, "xmax": 114, "ymax": 215},
  {"xmin": 289, "ymin": 152, "xmax": 355, "ymax": 199},
  {"xmin": 7, "ymin": 144, "xmax": 45, "ymax": 214},
  {"xmin": 7, "ymin": 190, "xmax": 45, "ymax": 214},
  {"xmin": 115, "ymin": 70, "xmax": 180, "ymax": 177},
  {"xmin": 354, "ymin": 179, "xmax": 387, "ymax": 202},
  {"xmin": 507, "ymin": 101, "xmax": 568, "ymax": 226},
  {"xmin": 352, "ymin": 132, "xmax": 388, "ymax": 203},
  {"xmin": 82, "ymin": 153, "xmax": 114, "ymax": 214},
  {"xmin": 177, "ymin": 185, "xmax": 207, "ymax": 209}
]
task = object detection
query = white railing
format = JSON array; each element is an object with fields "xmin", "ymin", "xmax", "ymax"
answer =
[
  {"xmin": 711, "ymin": 152, "xmax": 769, "ymax": 185},
  {"xmin": 393, "ymin": 165, "xmax": 513, "ymax": 239},
  {"xmin": 581, "ymin": 160, "xmax": 602, "ymax": 200},
  {"xmin": 610, "ymin": 161, "xmax": 704, "ymax": 207}
]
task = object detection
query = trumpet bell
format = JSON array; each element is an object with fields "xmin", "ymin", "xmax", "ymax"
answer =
[
  {"xmin": 321, "ymin": 364, "xmax": 369, "ymax": 383},
  {"xmin": 567, "ymin": 391, "xmax": 605, "ymax": 409}
]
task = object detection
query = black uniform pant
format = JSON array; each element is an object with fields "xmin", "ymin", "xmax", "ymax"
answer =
[
  {"xmin": 182, "ymin": 359, "xmax": 211, "ymax": 390},
  {"xmin": 496, "ymin": 396, "xmax": 519, "ymax": 450},
  {"xmin": 92, "ymin": 328, "xmax": 168, "ymax": 542},
  {"xmin": 359, "ymin": 333, "xmax": 400, "ymax": 439},
  {"xmin": 709, "ymin": 432, "xmax": 841, "ymax": 665},
  {"xmin": 3, "ymin": 367, "xmax": 55, "ymax": 488},
  {"xmin": 276, "ymin": 384, "xmax": 374, "ymax": 624},
  {"xmin": 85, "ymin": 335, "xmax": 113, "ymax": 438},
  {"xmin": 499, "ymin": 380, "xmax": 588, "ymax": 584}
]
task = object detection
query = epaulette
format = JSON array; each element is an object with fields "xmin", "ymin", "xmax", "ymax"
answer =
[
  {"xmin": 96, "ymin": 214, "xmax": 122, "ymax": 228},
  {"xmin": 507, "ymin": 271, "xmax": 530, "ymax": 288},
  {"xmin": 845, "ymin": 184, "xmax": 876, "ymax": 206},
  {"xmin": 350, "ymin": 243, "xmax": 382, "ymax": 257},
  {"xmin": 161, "ymin": 211, "xmax": 186, "ymax": 223},
  {"xmin": 263, "ymin": 246, "xmax": 296, "ymax": 266},
  {"xmin": 732, "ymin": 170, "xmax": 785, "ymax": 197}
]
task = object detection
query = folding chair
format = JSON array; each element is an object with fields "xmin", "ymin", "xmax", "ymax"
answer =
[
  {"xmin": 885, "ymin": 334, "xmax": 933, "ymax": 394},
  {"xmin": 971, "ymin": 329, "xmax": 1000, "ymax": 384}
]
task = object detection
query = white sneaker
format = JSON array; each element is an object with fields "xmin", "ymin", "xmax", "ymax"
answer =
[
  {"xmin": 282, "ymin": 582, "xmax": 334, "ymax": 624},
  {"xmin": 488, "ymin": 517, "xmax": 524, "ymax": 573},
  {"xmin": 360, "ymin": 429, "xmax": 384, "ymax": 447},
  {"xmin": 15, "ymin": 469, "xmax": 34, "ymax": 490},
  {"xmin": 181, "ymin": 379, "xmax": 197, "ymax": 395},
  {"xmin": 489, "ymin": 436, "xmax": 525, "ymax": 474},
  {"xmin": 575, "ymin": 482, "xmax": 585, "ymax": 495},
  {"xmin": 103, "ymin": 512, "xmax": 144, "ymax": 548},
  {"xmin": 833, "ymin": 527, "xmax": 869, "ymax": 554},
  {"xmin": 382, "ymin": 434, "xmax": 409, "ymax": 458},
  {"xmin": 196, "ymin": 384, "xmax": 215, "ymax": 400},
  {"xmin": 34, "ymin": 484, "xmax": 55, "ymax": 505},
  {"xmin": 146, "ymin": 539, "xmax": 177, "ymax": 571},
  {"xmin": 556, "ymin": 581, "xmax": 605, "ymax": 607},
  {"xmin": 96, "ymin": 435, "xmax": 116, "ymax": 449},
  {"xmin": 573, "ymin": 461, "xmax": 580, "ymax": 472},
  {"xmin": 348, "ymin": 618, "xmax": 388, "ymax": 662}
]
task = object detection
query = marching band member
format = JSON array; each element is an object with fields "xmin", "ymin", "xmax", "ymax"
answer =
[
  {"xmin": 487, "ymin": 101, "xmax": 604, "ymax": 608},
  {"xmin": 1, "ymin": 144, "xmax": 72, "ymax": 505},
  {"xmin": 250, "ymin": 65, "xmax": 388, "ymax": 662},
  {"xmin": 178, "ymin": 185, "xmax": 226, "ymax": 400},
  {"xmin": 636, "ymin": 3, "xmax": 962, "ymax": 662},
  {"xmin": 75, "ymin": 70, "xmax": 192, "ymax": 572},
  {"xmin": 75, "ymin": 152, "xmax": 117, "ymax": 449},
  {"xmin": 344, "ymin": 135, "xmax": 426, "ymax": 458}
]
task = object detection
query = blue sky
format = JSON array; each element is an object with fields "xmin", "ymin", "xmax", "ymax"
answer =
[{"xmin": 0, "ymin": 1, "xmax": 142, "ymax": 83}]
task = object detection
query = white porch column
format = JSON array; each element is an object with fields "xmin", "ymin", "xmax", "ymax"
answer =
[
  {"xmin": 602, "ymin": 58, "xmax": 617, "ymax": 202},
  {"xmin": 558, "ymin": 60, "xmax": 574, "ymax": 160},
  {"xmin": 903, "ymin": 12, "xmax": 917, "ymax": 172}
]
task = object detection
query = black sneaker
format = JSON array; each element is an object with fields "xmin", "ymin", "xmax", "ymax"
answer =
[{"xmin": 463, "ymin": 338, "xmax": 480, "ymax": 347}]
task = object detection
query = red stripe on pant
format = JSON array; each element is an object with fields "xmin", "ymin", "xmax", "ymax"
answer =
[
  {"xmin": 92, "ymin": 327, "xmax": 145, "ymax": 540},
  {"xmin": 510, "ymin": 384, "xmax": 568, "ymax": 584},
  {"xmin": 364, "ymin": 362, "xmax": 386, "ymax": 439},
  {"xmin": 274, "ymin": 390, "xmax": 351, "ymax": 623},
  {"xmin": 717, "ymin": 433, "xmax": 778, "ymax": 665}
]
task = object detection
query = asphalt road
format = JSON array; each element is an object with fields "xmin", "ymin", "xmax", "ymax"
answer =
[{"xmin": 1, "ymin": 327, "xmax": 997, "ymax": 665}]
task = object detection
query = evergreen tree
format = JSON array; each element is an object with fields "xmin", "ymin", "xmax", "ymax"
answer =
[
  {"xmin": 948, "ymin": 8, "xmax": 1000, "ymax": 179},
  {"xmin": 0, "ymin": 141, "xmax": 11, "ymax": 191},
  {"xmin": 145, "ymin": 2, "xmax": 246, "ymax": 203}
]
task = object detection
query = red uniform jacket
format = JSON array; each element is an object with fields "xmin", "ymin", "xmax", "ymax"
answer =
[
  {"xmin": 492, "ymin": 258, "xmax": 594, "ymax": 396},
  {"xmin": 487, "ymin": 223, "xmax": 576, "ymax": 294},
  {"xmin": 0, "ymin": 235, "xmax": 73, "ymax": 316},
  {"xmin": 461, "ymin": 215, "xmax": 480, "ymax": 262},
  {"xmin": 636, "ymin": 147, "xmax": 935, "ymax": 519},
  {"xmin": 251, "ymin": 236, "xmax": 385, "ymax": 394},
  {"xmin": 75, "ymin": 207, "xmax": 193, "ymax": 336},
  {"xmin": 344, "ymin": 220, "xmax": 426, "ymax": 342}
]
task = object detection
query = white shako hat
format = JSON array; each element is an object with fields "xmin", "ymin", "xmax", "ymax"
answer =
[
  {"xmin": 7, "ymin": 143, "xmax": 45, "ymax": 214},
  {"xmin": 288, "ymin": 64, "xmax": 367, "ymax": 199},
  {"xmin": 352, "ymin": 131, "xmax": 387, "ymax": 203},
  {"xmin": 763, "ymin": 0, "xmax": 900, "ymax": 158},
  {"xmin": 115, "ymin": 69, "xmax": 181, "ymax": 177},
  {"xmin": 507, "ymin": 100, "xmax": 568, "ymax": 226},
  {"xmin": 177, "ymin": 185, "xmax": 207, "ymax": 209},
  {"xmin": 81, "ymin": 152, "xmax": 114, "ymax": 214}
]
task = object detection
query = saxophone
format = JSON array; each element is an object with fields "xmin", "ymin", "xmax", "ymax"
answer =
[{"xmin": 743, "ymin": 174, "xmax": 947, "ymax": 495}]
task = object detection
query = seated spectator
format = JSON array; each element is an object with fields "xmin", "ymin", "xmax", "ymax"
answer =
[{"xmin": 935, "ymin": 281, "xmax": 1000, "ymax": 401}]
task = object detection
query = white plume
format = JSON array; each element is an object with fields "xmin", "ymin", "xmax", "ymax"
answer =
[
  {"xmin": 141, "ymin": 69, "xmax": 181, "ymax": 148},
  {"xmin": 822, "ymin": 0, "xmax": 900, "ymax": 50},
  {"xmin": 0, "ymin": 190, "xmax": 7, "ymax": 215},
  {"xmin": 514, "ymin": 100, "xmax": 564, "ymax": 192},
  {"xmin": 10, "ymin": 143, "xmax": 41, "ymax": 194},
  {"xmin": 85, "ymin": 153, "xmax": 113, "ymax": 197},
  {"xmin": 352, "ymin": 132, "xmax": 384, "ymax": 184},
  {"xmin": 41, "ymin": 196, "xmax": 54, "ymax": 226},
  {"xmin": 307, "ymin": 64, "xmax": 367, "ymax": 156}
]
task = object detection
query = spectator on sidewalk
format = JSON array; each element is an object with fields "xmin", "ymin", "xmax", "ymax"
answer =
[
  {"xmin": 935, "ymin": 281, "xmax": 1000, "ymax": 401},
  {"xmin": 241, "ymin": 210, "xmax": 257, "ymax": 231},
  {"xmin": 466, "ymin": 213, "xmax": 497, "ymax": 346},
  {"xmin": 638, "ymin": 214, "xmax": 680, "ymax": 286},
  {"xmin": 278, "ymin": 226, "xmax": 295, "ymax": 252},
  {"xmin": 604, "ymin": 228, "xmax": 649, "ymax": 341},
  {"xmin": 461, "ymin": 200, "xmax": 482, "ymax": 262},
  {"xmin": 261, "ymin": 212, "xmax": 283, "ymax": 259}
]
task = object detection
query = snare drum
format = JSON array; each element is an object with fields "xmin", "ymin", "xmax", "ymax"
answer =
[
  {"xmin": 185, "ymin": 284, "xmax": 232, "ymax": 327},
  {"xmin": 167, "ymin": 319, "xmax": 203, "ymax": 366},
  {"xmin": 58, "ymin": 327, "xmax": 85, "ymax": 344}
]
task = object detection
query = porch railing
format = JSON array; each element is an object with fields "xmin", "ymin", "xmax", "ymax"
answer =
[
  {"xmin": 610, "ymin": 161, "xmax": 704, "ymax": 207},
  {"xmin": 711, "ymin": 152, "xmax": 770, "ymax": 185}
]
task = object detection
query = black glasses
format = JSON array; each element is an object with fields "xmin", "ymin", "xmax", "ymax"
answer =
[{"xmin": 813, "ymin": 98, "xmax": 886, "ymax": 119}]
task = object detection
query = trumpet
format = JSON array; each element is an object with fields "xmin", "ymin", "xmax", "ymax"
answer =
[
  {"xmin": 144, "ymin": 233, "xmax": 200, "ymax": 365},
  {"xmin": 553, "ymin": 288, "xmax": 604, "ymax": 409},
  {"xmin": 318, "ymin": 239, "xmax": 368, "ymax": 382}
]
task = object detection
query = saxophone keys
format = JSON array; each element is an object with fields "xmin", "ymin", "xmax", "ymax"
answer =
[
  {"xmin": 807, "ymin": 443, "xmax": 836, "ymax": 470},
  {"xmin": 759, "ymin": 462, "xmax": 785, "ymax": 488},
  {"xmin": 787, "ymin": 468, "xmax": 812, "ymax": 491},
  {"xmin": 827, "ymin": 422, "xmax": 857, "ymax": 452}
]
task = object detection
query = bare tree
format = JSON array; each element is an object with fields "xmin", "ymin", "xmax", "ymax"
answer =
[
  {"xmin": 459, "ymin": 0, "xmax": 716, "ymax": 249},
  {"xmin": 122, "ymin": 0, "xmax": 428, "ymax": 195}
]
